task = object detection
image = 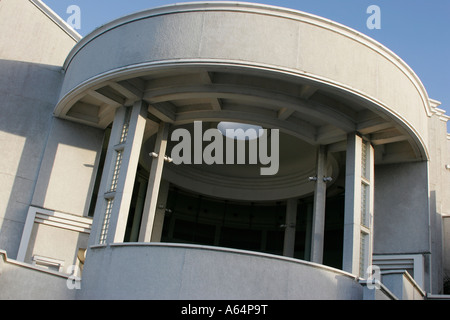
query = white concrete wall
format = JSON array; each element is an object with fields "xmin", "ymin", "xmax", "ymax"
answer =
[
  {"xmin": 0, "ymin": 0, "xmax": 79, "ymax": 65},
  {"xmin": 443, "ymin": 217, "xmax": 450, "ymax": 278},
  {"xmin": 0, "ymin": 0, "xmax": 79, "ymax": 258},
  {"xmin": 0, "ymin": 63, "xmax": 59, "ymax": 257},
  {"xmin": 31, "ymin": 118, "xmax": 104, "ymax": 216},
  {"xmin": 373, "ymin": 161, "xmax": 431, "ymax": 291},
  {"xmin": 445, "ymin": 133, "xmax": 450, "ymax": 291},
  {"xmin": 374, "ymin": 161, "xmax": 430, "ymax": 254},
  {"xmin": 78, "ymin": 243, "xmax": 364, "ymax": 300},
  {"xmin": 0, "ymin": 250, "xmax": 76, "ymax": 299},
  {"xmin": 427, "ymin": 115, "xmax": 450, "ymax": 293}
]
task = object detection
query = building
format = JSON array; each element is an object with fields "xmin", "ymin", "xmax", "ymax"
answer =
[{"xmin": 0, "ymin": 0, "xmax": 449, "ymax": 300}]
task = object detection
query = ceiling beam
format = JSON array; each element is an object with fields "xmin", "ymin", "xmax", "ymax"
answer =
[
  {"xmin": 87, "ymin": 89, "xmax": 122, "ymax": 108},
  {"xmin": 200, "ymin": 71, "xmax": 222, "ymax": 111},
  {"xmin": 107, "ymin": 80, "xmax": 143, "ymax": 101},
  {"xmin": 66, "ymin": 102, "xmax": 100, "ymax": 124},
  {"xmin": 148, "ymin": 102, "xmax": 176, "ymax": 124},
  {"xmin": 356, "ymin": 111, "xmax": 393, "ymax": 135},
  {"xmin": 97, "ymin": 104, "xmax": 116, "ymax": 128},
  {"xmin": 370, "ymin": 128, "xmax": 408, "ymax": 145},
  {"xmin": 299, "ymin": 85, "xmax": 318, "ymax": 100},
  {"xmin": 277, "ymin": 107, "xmax": 295, "ymax": 120},
  {"xmin": 143, "ymin": 84, "xmax": 356, "ymax": 132}
]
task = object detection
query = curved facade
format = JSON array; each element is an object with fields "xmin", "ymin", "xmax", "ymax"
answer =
[
  {"xmin": 0, "ymin": 0, "xmax": 449, "ymax": 300},
  {"xmin": 56, "ymin": 2, "xmax": 430, "ymax": 160}
]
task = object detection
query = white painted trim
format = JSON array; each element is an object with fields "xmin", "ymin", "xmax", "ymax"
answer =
[
  {"xmin": 28, "ymin": 0, "xmax": 82, "ymax": 42},
  {"xmin": 35, "ymin": 211, "xmax": 92, "ymax": 233},
  {"xmin": 32, "ymin": 255, "xmax": 65, "ymax": 272},
  {"xmin": 33, "ymin": 207, "xmax": 92, "ymax": 233},
  {"xmin": 17, "ymin": 206, "xmax": 92, "ymax": 262},
  {"xmin": 16, "ymin": 206, "xmax": 37, "ymax": 262}
]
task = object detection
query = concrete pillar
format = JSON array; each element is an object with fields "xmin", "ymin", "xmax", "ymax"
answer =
[
  {"xmin": 139, "ymin": 122, "xmax": 170, "ymax": 242},
  {"xmin": 310, "ymin": 145, "xmax": 328, "ymax": 264},
  {"xmin": 283, "ymin": 198, "xmax": 297, "ymax": 257},
  {"xmin": 342, "ymin": 133, "xmax": 374, "ymax": 277},
  {"xmin": 90, "ymin": 101, "xmax": 148, "ymax": 246},
  {"xmin": 342, "ymin": 133, "xmax": 362, "ymax": 274}
]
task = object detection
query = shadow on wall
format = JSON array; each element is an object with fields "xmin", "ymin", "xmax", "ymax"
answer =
[
  {"xmin": 430, "ymin": 190, "xmax": 447, "ymax": 294},
  {"xmin": 372, "ymin": 162, "xmax": 446, "ymax": 294},
  {"xmin": 0, "ymin": 58, "xmax": 63, "ymax": 257},
  {"xmin": 0, "ymin": 58, "xmax": 103, "ymax": 264}
]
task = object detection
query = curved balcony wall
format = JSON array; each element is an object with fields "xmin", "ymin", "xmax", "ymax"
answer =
[{"xmin": 78, "ymin": 243, "xmax": 363, "ymax": 300}]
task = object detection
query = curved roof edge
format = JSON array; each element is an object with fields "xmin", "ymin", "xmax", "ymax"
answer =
[{"xmin": 61, "ymin": 1, "xmax": 437, "ymax": 118}]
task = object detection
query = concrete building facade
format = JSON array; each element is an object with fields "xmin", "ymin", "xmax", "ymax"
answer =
[{"xmin": 0, "ymin": 0, "xmax": 449, "ymax": 300}]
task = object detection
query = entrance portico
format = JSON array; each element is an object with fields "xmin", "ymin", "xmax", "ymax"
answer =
[
  {"xmin": 54, "ymin": 2, "xmax": 431, "ymax": 279},
  {"xmin": 87, "ymin": 95, "xmax": 373, "ymax": 275}
]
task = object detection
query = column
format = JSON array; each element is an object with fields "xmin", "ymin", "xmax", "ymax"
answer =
[
  {"xmin": 139, "ymin": 122, "xmax": 170, "ymax": 242},
  {"xmin": 89, "ymin": 101, "xmax": 148, "ymax": 246},
  {"xmin": 283, "ymin": 198, "xmax": 297, "ymax": 257},
  {"xmin": 310, "ymin": 145, "xmax": 328, "ymax": 264},
  {"xmin": 342, "ymin": 133, "xmax": 374, "ymax": 277}
]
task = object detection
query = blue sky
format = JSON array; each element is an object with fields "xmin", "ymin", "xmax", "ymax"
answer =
[{"xmin": 42, "ymin": 0, "xmax": 450, "ymax": 120}]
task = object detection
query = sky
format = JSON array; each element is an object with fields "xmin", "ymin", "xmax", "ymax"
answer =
[{"xmin": 41, "ymin": 0, "xmax": 450, "ymax": 123}]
